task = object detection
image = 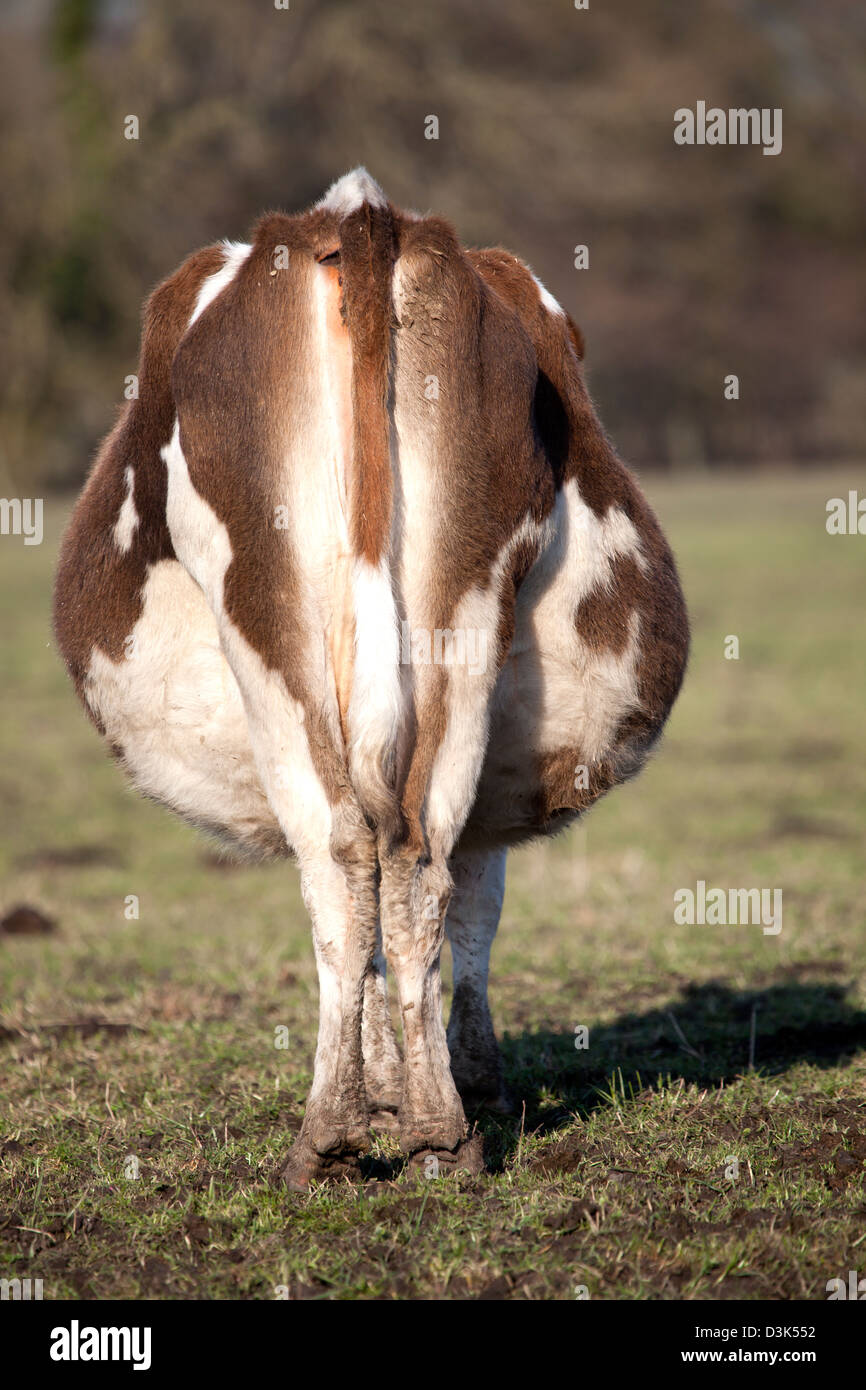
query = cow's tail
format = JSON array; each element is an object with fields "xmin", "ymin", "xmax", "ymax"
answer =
[{"xmin": 336, "ymin": 179, "xmax": 403, "ymax": 839}]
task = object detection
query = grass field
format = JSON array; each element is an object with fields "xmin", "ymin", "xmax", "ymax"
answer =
[{"xmin": 1, "ymin": 470, "xmax": 865, "ymax": 1301}]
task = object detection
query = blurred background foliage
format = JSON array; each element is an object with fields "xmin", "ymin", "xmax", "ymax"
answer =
[{"xmin": 0, "ymin": 0, "xmax": 864, "ymax": 493}]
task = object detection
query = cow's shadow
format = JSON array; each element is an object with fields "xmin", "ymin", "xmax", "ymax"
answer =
[{"xmin": 471, "ymin": 978, "xmax": 866, "ymax": 1169}]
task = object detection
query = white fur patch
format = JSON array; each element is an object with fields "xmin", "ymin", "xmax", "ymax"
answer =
[
  {"xmin": 316, "ymin": 167, "xmax": 387, "ymax": 218},
  {"xmin": 311, "ymin": 269, "xmax": 351, "ymax": 545},
  {"xmin": 424, "ymin": 516, "xmax": 545, "ymax": 856},
  {"xmin": 346, "ymin": 556, "xmax": 402, "ymax": 809},
  {"xmin": 493, "ymin": 479, "xmax": 646, "ymax": 765},
  {"xmin": 162, "ymin": 421, "xmax": 333, "ymax": 857},
  {"xmin": 189, "ymin": 240, "xmax": 251, "ymax": 326},
  {"xmin": 516, "ymin": 478, "xmax": 648, "ymax": 637},
  {"xmin": 84, "ymin": 557, "xmax": 280, "ymax": 853},
  {"xmin": 113, "ymin": 466, "xmax": 139, "ymax": 553},
  {"xmin": 161, "ymin": 422, "xmax": 233, "ymax": 612},
  {"xmin": 530, "ymin": 271, "xmax": 565, "ymax": 318}
]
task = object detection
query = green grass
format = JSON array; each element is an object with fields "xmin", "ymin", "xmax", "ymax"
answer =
[{"xmin": 1, "ymin": 470, "xmax": 865, "ymax": 1300}]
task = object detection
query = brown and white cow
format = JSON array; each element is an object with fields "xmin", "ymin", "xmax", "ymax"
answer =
[{"xmin": 53, "ymin": 169, "xmax": 688, "ymax": 1187}]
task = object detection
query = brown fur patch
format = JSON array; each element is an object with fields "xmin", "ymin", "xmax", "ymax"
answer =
[
  {"xmin": 390, "ymin": 217, "xmax": 558, "ymax": 845},
  {"xmin": 53, "ymin": 244, "xmax": 226, "ymax": 723},
  {"xmin": 170, "ymin": 214, "xmax": 350, "ymax": 807},
  {"xmin": 466, "ymin": 246, "xmax": 689, "ymax": 835},
  {"xmin": 340, "ymin": 201, "xmax": 398, "ymax": 565},
  {"xmin": 575, "ymin": 553, "xmax": 642, "ymax": 657},
  {"xmin": 468, "ymin": 247, "xmax": 622, "ymax": 515},
  {"xmin": 398, "ymin": 221, "xmax": 555, "ymax": 614}
]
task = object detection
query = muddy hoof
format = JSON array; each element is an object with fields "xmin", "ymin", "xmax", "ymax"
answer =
[
  {"xmin": 407, "ymin": 1132, "xmax": 485, "ymax": 1178},
  {"xmin": 399, "ymin": 1110, "xmax": 467, "ymax": 1157},
  {"xmin": 278, "ymin": 1140, "xmax": 365, "ymax": 1191}
]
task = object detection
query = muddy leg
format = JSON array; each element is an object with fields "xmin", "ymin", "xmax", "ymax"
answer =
[
  {"xmin": 378, "ymin": 846, "xmax": 469, "ymax": 1164},
  {"xmin": 279, "ymin": 809, "xmax": 379, "ymax": 1189},
  {"xmin": 445, "ymin": 845, "xmax": 509, "ymax": 1111},
  {"xmin": 362, "ymin": 936, "xmax": 404, "ymax": 1128}
]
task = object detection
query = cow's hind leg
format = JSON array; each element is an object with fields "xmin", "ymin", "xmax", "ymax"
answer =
[
  {"xmin": 445, "ymin": 845, "xmax": 510, "ymax": 1113},
  {"xmin": 362, "ymin": 939, "xmax": 404, "ymax": 1128},
  {"xmin": 280, "ymin": 806, "xmax": 379, "ymax": 1189},
  {"xmin": 379, "ymin": 846, "xmax": 479, "ymax": 1172}
]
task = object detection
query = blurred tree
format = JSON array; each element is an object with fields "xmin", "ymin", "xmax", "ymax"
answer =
[{"xmin": 0, "ymin": 0, "xmax": 863, "ymax": 493}]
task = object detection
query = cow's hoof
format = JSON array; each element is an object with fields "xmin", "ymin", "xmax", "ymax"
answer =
[
  {"xmin": 296, "ymin": 1105, "xmax": 373, "ymax": 1159},
  {"xmin": 278, "ymin": 1111, "xmax": 371, "ymax": 1190},
  {"xmin": 399, "ymin": 1110, "xmax": 467, "ymax": 1158},
  {"xmin": 278, "ymin": 1139, "xmax": 365, "ymax": 1191},
  {"xmin": 407, "ymin": 1133, "xmax": 485, "ymax": 1178}
]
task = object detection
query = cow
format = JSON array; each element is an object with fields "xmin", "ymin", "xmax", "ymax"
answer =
[{"xmin": 53, "ymin": 169, "xmax": 689, "ymax": 1188}]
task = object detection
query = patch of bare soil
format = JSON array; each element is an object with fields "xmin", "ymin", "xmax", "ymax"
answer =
[
  {"xmin": 0, "ymin": 905, "xmax": 57, "ymax": 935},
  {"xmin": 15, "ymin": 845, "xmax": 122, "ymax": 869},
  {"xmin": 0, "ymin": 1017, "xmax": 142, "ymax": 1047}
]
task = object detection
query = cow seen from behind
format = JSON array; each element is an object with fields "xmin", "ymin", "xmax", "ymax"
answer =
[{"xmin": 54, "ymin": 170, "xmax": 689, "ymax": 1187}]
